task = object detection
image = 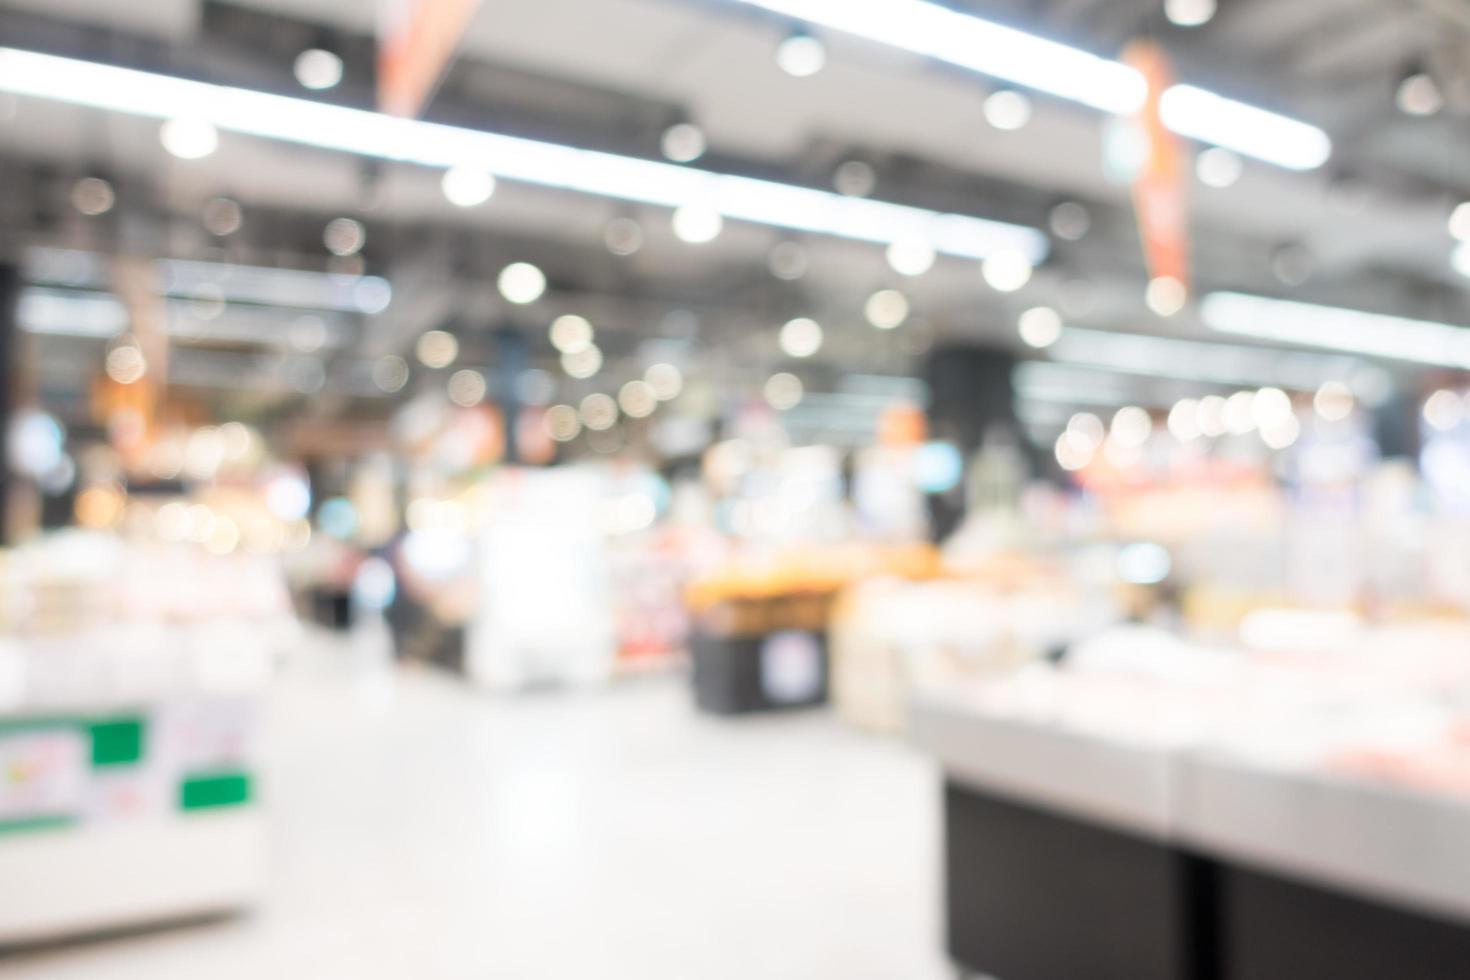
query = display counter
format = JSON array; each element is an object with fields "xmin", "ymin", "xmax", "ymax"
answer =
[{"xmin": 912, "ymin": 626, "xmax": 1470, "ymax": 980}]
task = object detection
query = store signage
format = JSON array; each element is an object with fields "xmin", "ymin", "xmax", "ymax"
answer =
[
  {"xmin": 1122, "ymin": 41, "xmax": 1190, "ymax": 291},
  {"xmin": 378, "ymin": 0, "xmax": 482, "ymax": 117}
]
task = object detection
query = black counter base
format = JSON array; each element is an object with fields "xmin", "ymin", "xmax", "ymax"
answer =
[{"xmin": 945, "ymin": 779, "xmax": 1470, "ymax": 980}]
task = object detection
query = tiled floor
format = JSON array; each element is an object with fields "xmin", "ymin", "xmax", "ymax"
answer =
[{"xmin": 5, "ymin": 633, "xmax": 954, "ymax": 978}]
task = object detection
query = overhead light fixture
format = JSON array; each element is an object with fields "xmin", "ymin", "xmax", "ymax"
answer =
[
  {"xmin": 776, "ymin": 32, "xmax": 827, "ymax": 77},
  {"xmin": 498, "ymin": 262, "xmax": 547, "ymax": 304},
  {"xmin": 660, "ymin": 121, "xmax": 707, "ymax": 163},
  {"xmin": 0, "ymin": 47, "xmax": 1044, "ymax": 263},
  {"xmin": 1145, "ymin": 276, "xmax": 1187, "ymax": 316},
  {"xmin": 886, "ymin": 238, "xmax": 935, "ymax": 276},
  {"xmin": 1452, "ymin": 242, "xmax": 1470, "ymax": 279},
  {"xmin": 864, "ymin": 289, "xmax": 909, "ymax": 329},
  {"xmin": 1396, "ymin": 66, "xmax": 1443, "ymax": 117},
  {"xmin": 1048, "ymin": 201, "xmax": 1090, "ymax": 241},
  {"xmin": 1201, "ymin": 291, "xmax": 1470, "ymax": 369},
  {"xmin": 982, "ymin": 250, "xmax": 1033, "ymax": 292},
  {"xmin": 779, "ymin": 317, "xmax": 824, "ymax": 357},
  {"xmin": 70, "ymin": 176, "xmax": 115, "ymax": 216},
  {"xmin": 672, "ymin": 205, "xmax": 723, "ymax": 243},
  {"xmin": 1049, "ymin": 325, "xmax": 1358, "ymax": 390},
  {"xmin": 832, "ymin": 159, "xmax": 877, "ymax": 197},
  {"xmin": 293, "ymin": 48, "xmax": 343, "ymax": 91},
  {"xmin": 323, "ymin": 217, "xmax": 365, "ymax": 256},
  {"xmin": 1164, "ymin": 0, "xmax": 1216, "ymax": 27},
  {"xmin": 983, "ymin": 90, "xmax": 1032, "ymax": 131},
  {"xmin": 441, "ymin": 165, "xmax": 496, "ymax": 207},
  {"xmin": 604, "ymin": 217, "xmax": 644, "ymax": 255},
  {"xmin": 768, "ymin": 241, "xmax": 809, "ymax": 280},
  {"xmin": 721, "ymin": 0, "xmax": 1330, "ymax": 169},
  {"xmin": 159, "ymin": 116, "xmax": 218, "ymax": 159},
  {"xmin": 1017, "ymin": 306, "xmax": 1063, "ymax": 348},
  {"xmin": 1195, "ymin": 146, "xmax": 1242, "ymax": 188},
  {"xmin": 1449, "ymin": 202, "xmax": 1470, "ymax": 243}
]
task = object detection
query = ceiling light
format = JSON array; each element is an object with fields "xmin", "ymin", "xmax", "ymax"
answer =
[
  {"xmin": 1167, "ymin": 399, "xmax": 1200, "ymax": 441},
  {"xmin": 660, "ymin": 122, "xmax": 706, "ymax": 163},
  {"xmin": 1313, "ymin": 381, "xmax": 1354, "ymax": 421},
  {"xmin": 672, "ymin": 205, "xmax": 723, "ymax": 243},
  {"xmin": 1110, "ymin": 405, "xmax": 1153, "ymax": 448},
  {"xmin": 645, "ymin": 363, "xmax": 684, "ymax": 401},
  {"xmin": 580, "ymin": 393, "xmax": 619, "ymax": 431},
  {"xmin": 0, "ymin": 48, "xmax": 1045, "ymax": 261},
  {"xmin": 550, "ymin": 314, "xmax": 594, "ymax": 354},
  {"xmin": 159, "ymin": 117, "xmax": 218, "ymax": 159},
  {"xmin": 1449, "ymin": 202, "xmax": 1470, "ymax": 243},
  {"xmin": 70, "ymin": 177, "xmax": 114, "ymax": 215},
  {"xmin": 982, "ymin": 250, "xmax": 1033, "ymax": 292},
  {"xmin": 983, "ymin": 90, "xmax": 1032, "ymax": 130},
  {"xmin": 886, "ymin": 238, "xmax": 935, "ymax": 276},
  {"xmin": 776, "ymin": 32, "xmax": 827, "ymax": 77},
  {"xmin": 1453, "ymin": 242, "xmax": 1470, "ymax": 279},
  {"xmin": 1196, "ymin": 395, "xmax": 1227, "ymax": 437},
  {"xmin": 497, "ymin": 262, "xmax": 546, "ymax": 304},
  {"xmin": 1048, "ymin": 201, "xmax": 1090, "ymax": 241},
  {"xmin": 618, "ymin": 379, "xmax": 658, "ymax": 418},
  {"xmin": 1064, "ymin": 412, "xmax": 1104, "ymax": 453},
  {"xmin": 1158, "ymin": 85, "xmax": 1330, "ymax": 170},
  {"xmin": 779, "ymin": 317, "xmax": 823, "ymax": 357},
  {"xmin": 441, "ymin": 166, "xmax": 496, "ymax": 207},
  {"xmin": 721, "ymin": 1, "xmax": 1329, "ymax": 169},
  {"xmin": 323, "ymin": 217, "xmax": 365, "ymax": 256},
  {"xmin": 1195, "ymin": 147, "xmax": 1242, "ymax": 188},
  {"xmin": 1396, "ymin": 70, "xmax": 1443, "ymax": 117},
  {"xmin": 1424, "ymin": 389, "xmax": 1464, "ymax": 431},
  {"xmin": 1164, "ymin": 0, "xmax": 1216, "ymax": 27},
  {"xmin": 1223, "ymin": 391, "xmax": 1256, "ymax": 434},
  {"xmin": 1145, "ymin": 276, "xmax": 1187, "ymax": 316},
  {"xmin": 1018, "ymin": 306, "xmax": 1063, "ymax": 348},
  {"xmin": 604, "ymin": 217, "xmax": 644, "ymax": 255},
  {"xmin": 833, "ymin": 160, "xmax": 876, "ymax": 197},
  {"xmin": 415, "ymin": 329, "xmax": 459, "ymax": 369},
  {"xmin": 448, "ymin": 369, "xmax": 486, "ymax": 407},
  {"xmin": 544, "ymin": 404, "xmax": 581, "ymax": 442},
  {"xmin": 1270, "ymin": 243, "xmax": 1314, "ymax": 286},
  {"xmin": 764, "ymin": 372, "xmax": 804, "ymax": 410},
  {"xmin": 769, "ymin": 241, "xmax": 809, "ymax": 279},
  {"xmin": 1201, "ymin": 291, "xmax": 1470, "ymax": 369},
  {"xmin": 1251, "ymin": 386, "xmax": 1293, "ymax": 428},
  {"xmin": 293, "ymin": 48, "xmax": 343, "ymax": 91},
  {"xmin": 372, "ymin": 355, "xmax": 410, "ymax": 393},
  {"xmin": 865, "ymin": 289, "xmax": 909, "ymax": 329},
  {"xmin": 201, "ymin": 197, "xmax": 242, "ymax": 236},
  {"xmin": 561, "ymin": 345, "xmax": 603, "ymax": 379},
  {"xmin": 1260, "ymin": 414, "xmax": 1300, "ymax": 449}
]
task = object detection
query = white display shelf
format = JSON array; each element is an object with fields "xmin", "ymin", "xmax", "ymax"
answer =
[
  {"xmin": 1178, "ymin": 754, "xmax": 1470, "ymax": 925},
  {"xmin": 910, "ymin": 692, "xmax": 1181, "ymax": 839},
  {"xmin": 0, "ymin": 809, "xmax": 267, "ymax": 945}
]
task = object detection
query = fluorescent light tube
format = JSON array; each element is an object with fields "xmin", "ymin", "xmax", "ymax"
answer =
[
  {"xmin": 1051, "ymin": 326, "xmax": 1358, "ymax": 389},
  {"xmin": 728, "ymin": 0, "xmax": 1331, "ymax": 169},
  {"xmin": 1201, "ymin": 291, "xmax": 1470, "ymax": 369},
  {"xmin": 0, "ymin": 48, "xmax": 1046, "ymax": 263}
]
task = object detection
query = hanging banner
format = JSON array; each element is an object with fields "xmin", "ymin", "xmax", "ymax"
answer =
[
  {"xmin": 378, "ymin": 0, "xmax": 482, "ymax": 118},
  {"xmin": 1122, "ymin": 41, "xmax": 1190, "ymax": 291}
]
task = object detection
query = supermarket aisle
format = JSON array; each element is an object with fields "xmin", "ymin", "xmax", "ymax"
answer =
[{"xmin": 5, "ymin": 631, "xmax": 952, "ymax": 979}]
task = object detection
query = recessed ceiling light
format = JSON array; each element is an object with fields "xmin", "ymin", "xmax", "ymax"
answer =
[
  {"xmin": 1396, "ymin": 70, "xmax": 1443, "ymax": 116},
  {"xmin": 886, "ymin": 238, "xmax": 935, "ymax": 276},
  {"xmin": 441, "ymin": 166, "xmax": 495, "ymax": 207},
  {"xmin": 1018, "ymin": 306, "xmax": 1062, "ymax": 348},
  {"xmin": 1195, "ymin": 147, "xmax": 1243, "ymax": 188},
  {"xmin": 982, "ymin": 250, "xmax": 1033, "ymax": 292},
  {"xmin": 779, "ymin": 317, "xmax": 823, "ymax": 357},
  {"xmin": 498, "ymin": 262, "xmax": 547, "ymax": 304},
  {"xmin": 776, "ymin": 32, "xmax": 827, "ymax": 77},
  {"xmin": 1164, "ymin": 0, "xmax": 1216, "ymax": 27},
  {"xmin": 672, "ymin": 205, "xmax": 723, "ymax": 244},
  {"xmin": 160, "ymin": 117, "xmax": 218, "ymax": 159},
  {"xmin": 293, "ymin": 48, "xmax": 343, "ymax": 91},
  {"xmin": 983, "ymin": 89, "xmax": 1032, "ymax": 130},
  {"xmin": 864, "ymin": 289, "xmax": 909, "ymax": 329},
  {"xmin": 660, "ymin": 122, "xmax": 706, "ymax": 163}
]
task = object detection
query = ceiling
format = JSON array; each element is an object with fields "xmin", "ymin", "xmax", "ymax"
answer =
[{"xmin": 0, "ymin": 0, "xmax": 1467, "ymax": 441}]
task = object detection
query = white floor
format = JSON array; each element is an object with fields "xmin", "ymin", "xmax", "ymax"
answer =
[{"xmin": 5, "ymin": 634, "xmax": 954, "ymax": 979}]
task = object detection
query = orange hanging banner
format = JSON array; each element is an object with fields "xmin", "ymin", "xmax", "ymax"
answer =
[
  {"xmin": 378, "ymin": 0, "xmax": 482, "ymax": 118},
  {"xmin": 1122, "ymin": 41, "xmax": 1190, "ymax": 291}
]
